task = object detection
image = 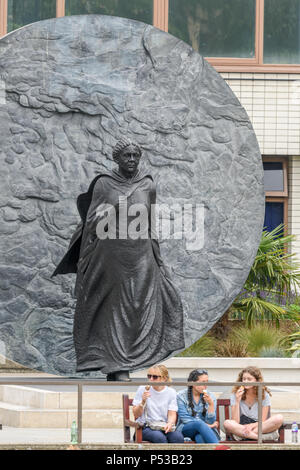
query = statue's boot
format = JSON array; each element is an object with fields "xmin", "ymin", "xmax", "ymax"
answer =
[
  {"xmin": 106, "ymin": 373, "xmax": 116, "ymax": 381},
  {"xmin": 107, "ymin": 370, "xmax": 131, "ymax": 382}
]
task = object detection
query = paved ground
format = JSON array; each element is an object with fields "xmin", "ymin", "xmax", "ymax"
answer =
[
  {"xmin": 0, "ymin": 426, "xmax": 295, "ymax": 446},
  {"xmin": 0, "ymin": 426, "xmax": 124, "ymax": 445}
]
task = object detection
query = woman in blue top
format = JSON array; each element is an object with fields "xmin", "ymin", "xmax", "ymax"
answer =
[{"xmin": 177, "ymin": 369, "xmax": 220, "ymax": 443}]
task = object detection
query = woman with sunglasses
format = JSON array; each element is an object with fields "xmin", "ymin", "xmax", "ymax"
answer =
[
  {"xmin": 132, "ymin": 364, "xmax": 184, "ymax": 443},
  {"xmin": 176, "ymin": 369, "xmax": 220, "ymax": 443}
]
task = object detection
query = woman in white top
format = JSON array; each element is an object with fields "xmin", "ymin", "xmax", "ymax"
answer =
[
  {"xmin": 132, "ymin": 364, "xmax": 184, "ymax": 443},
  {"xmin": 223, "ymin": 366, "xmax": 283, "ymax": 440}
]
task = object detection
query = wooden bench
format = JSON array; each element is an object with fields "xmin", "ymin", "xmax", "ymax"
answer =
[{"xmin": 122, "ymin": 394, "xmax": 291, "ymax": 444}]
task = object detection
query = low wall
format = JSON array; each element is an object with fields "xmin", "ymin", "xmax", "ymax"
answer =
[
  {"xmin": 1, "ymin": 355, "xmax": 300, "ymax": 385},
  {"xmin": 132, "ymin": 357, "xmax": 300, "ymax": 384}
]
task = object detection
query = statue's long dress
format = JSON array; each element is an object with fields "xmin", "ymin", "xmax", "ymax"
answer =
[{"xmin": 69, "ymin": 169, "xmax": 184, "ymax": 373}]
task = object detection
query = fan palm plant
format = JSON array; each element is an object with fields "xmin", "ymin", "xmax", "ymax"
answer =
[
  {"xmin": 212, "ymin": 225, "xmax": 300, "ymax": 338},
  {"xmin": 232, "ymin": 225, "xmax": 300, "ymax": 327}
]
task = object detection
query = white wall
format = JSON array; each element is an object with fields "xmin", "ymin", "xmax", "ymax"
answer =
[
  {"xmin": 222, "ymin": 72, "xmax": 300, "ymax": 156},
  {"xmin": 223, "ymin": 72, "xmax": 300, "ymax": 264}
]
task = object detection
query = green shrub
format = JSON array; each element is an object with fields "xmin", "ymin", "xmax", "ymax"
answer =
[
  {"xmin": 232, "ymin": 323, "xmax": 286, "ymax": 357},
  {"xmin": 214, "ymin": 337, "xmax": 248, "ymax": 357},
  {"xmin": 258, "ymin": 346, "xmax": 289, "ymax": 358},
  {"xmin": 177, "ymin": 334, "xmax": 216, "ymax": 357},
  {"xmin": 178, "ymin": 322, "xmax": 293, "ymax": 358},
  {"xmin": 280, "ymin": 324, "xmax": 300, "ymax": 356}
]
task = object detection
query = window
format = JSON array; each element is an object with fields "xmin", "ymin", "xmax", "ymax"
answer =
[
  {"xmin": 264, "ymin": 0, "xmax": 300, "ymax": 64},
  {"xmin": 168, "ymin": 0, "xmax": 300, "ymax": 73},
  {"xmin": 264, "ymin": 201, "xmax": 284, "ymax": 232},
  {"xmin": 263, "ymin": 157, "xmax": 288, "ymax": 233},
  {"xmin": 168, "ymin": 0, "xmax": 256, "ymax": 58},
  {"xmin": 7, "ymin": 0, "xmax": 56, "ymax": 33},
  {"xmin": 263, "ymin": 162, "xmax": 286, "ymax": 194},
  {"xmin": 65, "ymin": 0, "xmax": 153, "ymax": 25},
  {"xmin": 0, "ymin": 0, "xmax": 155, "ymax": 37}
]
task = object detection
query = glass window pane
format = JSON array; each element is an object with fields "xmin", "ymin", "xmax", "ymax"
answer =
[
  {"xmin": 264, "ymin": 202, "xmax": 284, "ymax": 233},
  {"xmin": 7, "ymin": 0, "xmax": 56, "ymax": 33},
  {"xmin": 65, "ymin": 0, "xmax": 153, "ymax": 25},
  {"xmin": 264, "ymin": 0, "xmax": 300, "ymax": 64},
  {"xmin": 263, "ymin": 162, "xmax": 284, "ymax": 192},
  {"xmin": 168, "ymin": 0, "xmax": 256, "ymax": 57}
]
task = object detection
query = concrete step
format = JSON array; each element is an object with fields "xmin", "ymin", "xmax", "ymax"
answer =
[
  {"xmin": 0, "ymin": 400, "xmax": 298, "ymax": 429},
  {"xmin": 0, "ymin": 384, "xmax": 299, "ymax": 428},
  {"xmin": 0, "ymin": 402, "xmax": 126, "ymax": 428},
  {"xmin": 0, "ymin": 402, "xmax": 299, "ymax": 428},
  {"xmin": 272, "ymin": 409, "xmax": 300, "ymax": 422},
  {"xmin": 270, "ymin": 392, "xmax": 300, "ymax": 410},
  {"xmin": 0, "ymin": 385, "xmax": 136, "ymax": 427},
  {"xmin": 0, "ymin": 385, "xmax": 134, "ymax": 409},
  {"xmin": 1, "ymin": 385, "xmax": 299, "ymax": 410}
]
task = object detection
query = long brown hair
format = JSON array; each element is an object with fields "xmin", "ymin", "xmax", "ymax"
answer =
[{"xmin": 232, "ymin": 366, "xmax": 271, "ymax": 400}]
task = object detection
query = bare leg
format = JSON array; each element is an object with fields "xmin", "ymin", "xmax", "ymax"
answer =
[
  {"xmin": 261, "ymin": 414, "xmax": 283, "ymax": 433},
  {"xmin": 224, "ymin": 415, "xmax": 283, "ymax": 440},
  {"xmin": 223, "ymin": 419, "xmax": 258, "ymax": 440}
]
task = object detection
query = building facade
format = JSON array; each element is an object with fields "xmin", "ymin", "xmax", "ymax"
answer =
[{"xmin": 0, "ymin": 0, "xmax": 299, "ymax": 258}]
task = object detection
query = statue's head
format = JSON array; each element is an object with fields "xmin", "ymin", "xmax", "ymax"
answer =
[{"xmin": 112, "ymin": 138, "xmax": 142, "ymax": 177}]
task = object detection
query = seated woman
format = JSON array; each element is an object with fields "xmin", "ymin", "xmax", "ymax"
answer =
[
  {"xmin": 176, "ymin": 369, "xmax": 220, "ymax": 443},
  {"xmin": 223, "ymin": 366, "xmax": 283, "ymax": 440},
  {"xmin": 132, "ymin": 364, "xmax": 184, "ymax": 443}
]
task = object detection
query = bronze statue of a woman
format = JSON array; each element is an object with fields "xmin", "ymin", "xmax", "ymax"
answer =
[{"xmin": 53, "ymin": 138, "xmax": 185, "ymax": 381}]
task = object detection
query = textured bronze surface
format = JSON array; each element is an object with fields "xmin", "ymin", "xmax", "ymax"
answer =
[{"xmin": 0, "ymin": 16, "xmax": 264, "ymax": 375}]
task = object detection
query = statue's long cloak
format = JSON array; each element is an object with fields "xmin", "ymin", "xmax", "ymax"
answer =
[{"xmin": 53, "ymin": 168, "xmax": 184, "ymax": 373}]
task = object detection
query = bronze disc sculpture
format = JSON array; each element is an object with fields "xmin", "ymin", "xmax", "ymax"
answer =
[{"xmin": 0, "ymin": 16, "xmax": 264, "ymax": 376}]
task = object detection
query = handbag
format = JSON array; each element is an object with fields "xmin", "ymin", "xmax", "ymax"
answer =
[
  {"xmin": 144, "ymin": 403, "xmax": 176, "ymax": 432},
  {"xmin": 240, "ymin": 414, "xmax": 257, "ymax": 425}
]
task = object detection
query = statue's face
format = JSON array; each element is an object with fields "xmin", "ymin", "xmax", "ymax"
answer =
[{"xmin": 118, "ymin": 144, "xmax": 141, "ymax": 176}]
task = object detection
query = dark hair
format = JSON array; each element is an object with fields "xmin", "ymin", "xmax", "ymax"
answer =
[
  {"xmin": 112, "ymin": 137, "xmax": 142, "ymax": 162},
  {"xmin": 187, "ymin": 369, "xmax": 208, "ymax": 418}
]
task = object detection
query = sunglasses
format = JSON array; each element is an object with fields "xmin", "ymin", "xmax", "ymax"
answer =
[
  {"xmin": 197, "ymin": 369, "xmax": 208, "ymax": 375},
  {"xmin": 147, "ymin": 374, "xmax": 162, "ymax": 380}
]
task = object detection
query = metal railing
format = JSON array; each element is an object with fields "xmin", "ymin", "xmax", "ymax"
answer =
[{"xmin": 0, "ymin": 377, "xmax": 299, "ymax": 445}]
